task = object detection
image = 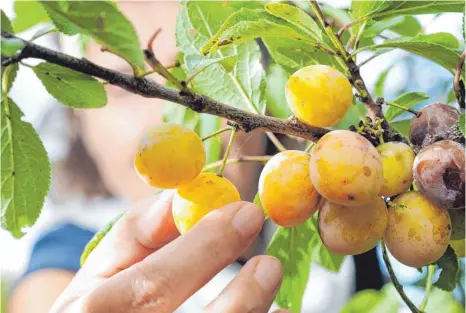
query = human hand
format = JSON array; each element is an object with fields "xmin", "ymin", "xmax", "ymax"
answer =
[{"xmin": 50, "ymin": 191, "xmax": 288, "ymax": 313}]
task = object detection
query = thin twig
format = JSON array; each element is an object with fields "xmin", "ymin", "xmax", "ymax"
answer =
[
  {"xmin": 144, "ymin": 29, "xmax": 189, "ymax": 91},
  {"xmin": 381, "ymin": 241, "xmax": 422, "ymax": 313},
  {"xmin": 337, "ymin": 19, "xmax": 364, "ymax": 38},
  {"xmin": 202, "ymin": 155, "xmax": 271, "ymax": 172}
]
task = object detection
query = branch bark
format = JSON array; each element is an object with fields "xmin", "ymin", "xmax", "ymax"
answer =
[{"xmin": 1, "ymin": 31, "xmax": 329, "ymax": 142}]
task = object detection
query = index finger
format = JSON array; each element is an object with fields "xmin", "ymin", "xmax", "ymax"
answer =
[
  {"xmin": 81, "ymin": 190, "xmax": 179, "ymax": 279},
  {"xmin": 86, "ymin": 201, "xmax": 264, "ymax": 313}
]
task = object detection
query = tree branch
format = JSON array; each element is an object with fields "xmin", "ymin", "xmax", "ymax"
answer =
[{"xmin": 1, "ymin": 31, "xmax": 329, "ymax": 142}]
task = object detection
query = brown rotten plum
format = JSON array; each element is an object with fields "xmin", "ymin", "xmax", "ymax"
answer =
[
  {"xmin": 318, "ymin": 197, "xmax": 388, "ymax": 255},
  {"xmin": 409, "ymin": 103, "xmax": 459, "ymax": 150},
  {"xmin": 413, "ymin": 140, "xmax": 465, "ymax": 210},
  {"xmin": 384, "ymin": 191, "xmax": 451, "ymax": 268},
  {"xmin": 309, "ymin": 130, "xmax": 384, "ymax": 206}
]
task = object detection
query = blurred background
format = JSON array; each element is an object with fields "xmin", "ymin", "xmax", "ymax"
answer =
[{"xmin": 0, "ymin": 1, "xmax": 464, "ymax": 313}]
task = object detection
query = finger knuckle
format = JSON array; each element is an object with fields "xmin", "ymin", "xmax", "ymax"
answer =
[{"xmin": 129, "ymin": 265, "xmax": 174, "ymax": 313}]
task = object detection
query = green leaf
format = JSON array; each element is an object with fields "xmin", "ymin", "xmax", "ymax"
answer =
[
  {"xmin": 434, "ymin": 245, "xmax": 459, "ymax": 291},
  {"xmin": 80, "ymin": 212, "xmax": 124, "ymax": 265},
  {"xmin": 352, "ymin": 1, "xmax": 464, "ymax": 20},
  {"xmin": 459, "ymin": 113, "xmax": 465, "ymax": 136},
  {"xmin": 265, "ymin": 64, "xmax": 291, "ymax": 119},
  {"xmin": 200, "ymin": 8, "xmax": 315, "ymax": 55},
  {"xmin": 1, "ymin": 97, "xmax": 51, "ymax": 238},
  {"xmin": 390, "ymin": 119, "xmax": 411, "ymax": 137},
  {"xmin": 33, "ymin": 63, "xmax": 107, "ymax": 108},
  {"xmin": 390, "ymin": 16, "xmax": 422, "ymax": 37},
  {"xmin": 356, "ymin": 33, "xmax": 461, "ymax": 75},
  {"xmin": 385, "ymin": 92, "xmax": 429, "ymax": 121},
  {"xmin": 350, "ymin": 1, "xmax": 463, "ymax": 36},
  {"xmin": 0, "ymin": 37, "xmax": 25, "ymax": 57},
  {"xmin": 197, "ymin": 114, "xmax": 222, "ymax": 164},
  {"xmin": 374, "ymin": 68, "xmax": 390, "ymax": 97},
  {"xmin": 1, "ymin": 9, "xmax": 14, "ymax": 33},
  {"xmin": 184, "ymin": 54, "xmax": 237, "ymax": 73},
  {"xmin": 267, "ymin": 216, "xmax": 344, "ymax": 313},
  {"xmin": 425, "ymin": 287, "xmax": 465, "ymax": 313},
  {"xmin": 362, "ymin": 16, "xmax": 406, "ymax": 38},
  {"xmin": 264, "ymin": 3, "xmax": 322, "ymax": 41},
  {"xmin": 340, "ymin": 284, "xmax": 399, "ymax": 313},
  {"xmin": 177, "ymin": 2, "xmax": 266, "ymax": 114},
  {"xmin": 385, "ymin": 1, "xmax": 464, "ymax": 15},
  {"xmin": 263, "ymin": 37, "xmax": 343, "ymax": 74},
  {"xmin": 12, "ymin": 0, "xmax": 50, "ymax": 33},
  {"xmin": 39, "ymin": 1, "xmax": 145, "ymax": 74}
]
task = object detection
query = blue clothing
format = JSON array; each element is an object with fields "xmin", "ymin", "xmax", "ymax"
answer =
[{"xmin": 24, "ymin": 223, "xmax": 95, "ymax": 277}]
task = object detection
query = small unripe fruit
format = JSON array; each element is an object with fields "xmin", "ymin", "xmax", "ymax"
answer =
[
  {"xmin": 285, "ymin": 65, "xmax": 353, "ymax": 127},
  {"xmin": 259, "ymin": 150, "xmax": 320, "ymax": 227},
  {"xmin": 135, "ymin": 124, "xmax": 205, "ymax": 189},
  {"xmin": 384, "ymin": 191, "xmax": 451, "ymax": 268},
  {"xmin": 376, "ymin": 142, "xmax": 415, "ymax": 197},
  {"xmin": 310, "ymin": 130, "xmax": 384, "ymax": 206},
  {"xmin": 409, "ymin": 103, "xmax": 459, "ymax": 150},
  {"xmin": 172, "ymin": 173, "xmax": 240, "ymax": 234},
  {"xmin": 449, "ymin": 209, "xmax": 465, "ymax": 240},
  {"xmin": 413, "ymin": 140, "xmax": 465, "ymax": 210},
  {"xmin": 318, "ymin": 197, "xmax": 388, "ymax": 255}
]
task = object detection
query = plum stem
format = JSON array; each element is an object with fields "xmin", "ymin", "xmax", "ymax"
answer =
[
  {"xmin": 419, "ymin": 265, "xmax": 435, "ymax": 311},
  {"xmin": 381, "ymin": 240, "xmax": 423, "ymax": 313},
  {"xmin": 202, "ymin": 155, "xmax": 272, "ymax": 173},
  {"xmin": 304, "ymin": 142, "xmax": 315, "ymax": 153},
  {"xmin": 217, "ymin": 125, "xmax": 239, "ymax": 177},
  {"xmin": 201, "ymin": 126, "xmax": 232, "ymax": 142}
]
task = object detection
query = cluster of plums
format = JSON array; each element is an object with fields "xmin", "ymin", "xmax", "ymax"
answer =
[{"xmin": 135, "ymin": 64, "xmax": 464, "ymax": 268}]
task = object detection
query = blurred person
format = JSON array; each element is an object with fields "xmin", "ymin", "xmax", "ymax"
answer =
[{"xmin": 6, "ymin": 2, "xmax": 355, "ymax": 313}]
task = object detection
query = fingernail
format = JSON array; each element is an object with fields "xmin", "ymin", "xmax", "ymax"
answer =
[
  {"xmin": 232, "ymin": 203, "xmax": 264, "ymax": 237},
  {"xmin": 254, "ymin": 257, "xmax": 283, "ymax": 294}
]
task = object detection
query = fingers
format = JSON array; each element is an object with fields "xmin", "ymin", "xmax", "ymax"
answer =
[
  {"xmin": 204, "ymin": 255, "xmax": 283, "ymax": 313},
  {"xmin": 82, "ymin": 190, "xmax": 179, "ymax": 278},
  {"xmin": 85, "ymin": 201, "xmax": 264, "ymax": 313}
]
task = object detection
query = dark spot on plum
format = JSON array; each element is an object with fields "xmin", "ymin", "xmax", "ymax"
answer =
[
  {"xmin": 363, "ymin": 166, "xmax": 372, "ymax": 176},
  {"xmin": 348, "ymin": 195, "xmax": 355, "ymax": 201}
]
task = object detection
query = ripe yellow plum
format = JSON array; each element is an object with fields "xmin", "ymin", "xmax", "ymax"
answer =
[
  {"xmin": 285, "ymin": 65, "xmax": 353, "ymax": 127},
  {"xmin": 384, "ymin": 191, "xmax": 451, "ymax": 267},
  {"xmin": 376, "ymin": 142, "xmax": 415, "ymax": 197},
  {"xmin": 318, "ymin": 197, "xmax": 388, "ymax": 255},
  {"xmin": 309, "ymin": 130, "xmax": 384, "ymax": 206},
  {"xmin": 258, "ymin": 150, "xmax": 321, "ymax": 227},
  {"xmin": 135, "ymin": 124, "xmax": 205, "ymax": 189},
  {"xmin": 172, "ymin": 173, "xmax": 240, "ymax": 234}
]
